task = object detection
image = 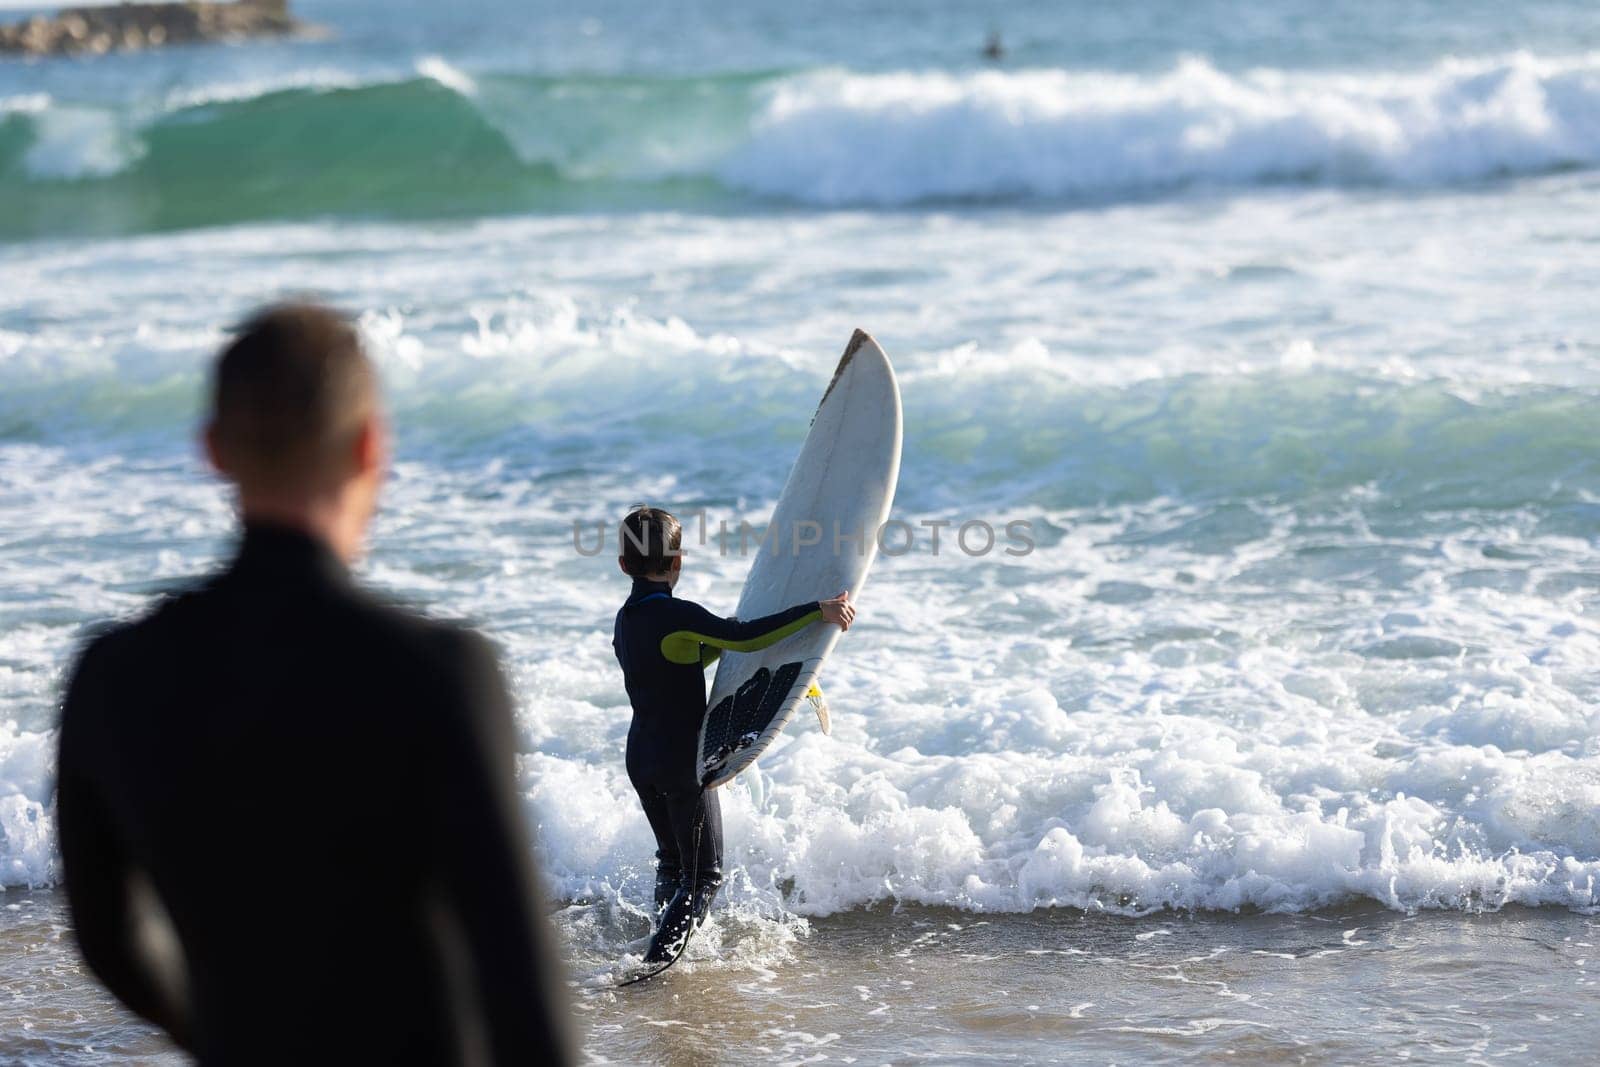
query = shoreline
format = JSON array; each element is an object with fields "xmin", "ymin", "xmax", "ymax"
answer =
[
  {"xmin": 576, "ymin": 898, "xmax": 1600, "ymax": 1063},
  {"xmin": 8, "ymin": 886, "xmax": 1593, "ymax": 1064}
]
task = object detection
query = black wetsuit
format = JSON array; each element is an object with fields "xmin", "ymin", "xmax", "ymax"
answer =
[
  {"xmin": 612, "ymin": 577, "xmax": 820, "ymax": 906},
  {"xmin": 57, "ymin": 523, "xmax": 572, "ymax": 1066}
]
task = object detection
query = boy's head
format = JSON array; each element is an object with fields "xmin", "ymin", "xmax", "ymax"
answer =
[{"xmin": 618, "ymin": 505, "xmax": 682, "ymax": 584}]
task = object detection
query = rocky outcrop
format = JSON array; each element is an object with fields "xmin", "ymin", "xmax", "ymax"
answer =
[{"xmin": 0, "ymin": 0, "xmax": 305, "ymax": 57}]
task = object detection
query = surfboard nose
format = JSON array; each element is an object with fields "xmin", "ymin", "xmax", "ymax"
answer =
[{"xmin": 822, "ymin": 329, "xmax": 877, "ymax": 408}]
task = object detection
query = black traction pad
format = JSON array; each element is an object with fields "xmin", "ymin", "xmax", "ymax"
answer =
[{"xmin": 699, "ymin": 660, "xmax": 804, "ymax": 784}]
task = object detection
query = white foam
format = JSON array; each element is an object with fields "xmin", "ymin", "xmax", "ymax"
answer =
[
  {"xmin": 416, "ymin": 56, "xmax": 478, "ymax": 98},
  {"xmin": 21, "ymin": 104, "xmax": 142, "ymax": 181},
  {"xmin": 17, "ymin": 50, "xmax": 1600, "ymax": 201},
  {"xmin": 721, "ymin": 53, "xmax": 1600, "ymax": 203},
  {"xmin": 0, "ymin": 92, "xmax": 49, "ymax": 114},
  {"xmin": 0, "ymin": 204, "xmax": 1595, "ymax": 928},
  {"xmin": 158, "ymin": 68, "xmax": 367, "ymax": 110},
  {"xmin": 0, "ymin": 722, "xmax": 54, "ymax": 887},
  {"xmin": 5, "ymin": 436, "xmax": 1598, "ymax": 917}
]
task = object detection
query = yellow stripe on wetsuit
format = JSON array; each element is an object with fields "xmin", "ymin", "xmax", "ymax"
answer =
[{"xmin": 659, "ymin": 610, "xmax": 823, "ymax": 666}]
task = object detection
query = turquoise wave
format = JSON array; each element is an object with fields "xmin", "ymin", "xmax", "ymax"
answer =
[
  {"xmin": 0, "ymin": 70, "xmax": 768, "ymax": 237},
  {"xmin": 9, "ymin": 50, "xmax": 1600, "ymax": 237}
]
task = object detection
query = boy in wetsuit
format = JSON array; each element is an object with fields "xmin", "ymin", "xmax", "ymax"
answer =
[{"xmin": 613, "ymin": 506, "xmax": 854, "ymax": 962}]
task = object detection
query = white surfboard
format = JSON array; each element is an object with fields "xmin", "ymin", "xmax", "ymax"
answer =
[{"xmin": 696, "ymin": 330, "xmax": 902, "ymax": 788}]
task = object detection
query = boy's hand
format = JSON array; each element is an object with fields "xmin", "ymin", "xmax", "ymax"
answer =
[{"xmin": 819, "ymin": 590, "xmax": 855, "ymax": 631}]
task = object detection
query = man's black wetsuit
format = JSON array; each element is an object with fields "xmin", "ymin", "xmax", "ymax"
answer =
[
  {"xmin": 57, "ymin": 523, "xmax": 571, "ymax": 1065},
  {"xmin": 612, "ymin": 577, "xmax": 820, "ymax": 911}
]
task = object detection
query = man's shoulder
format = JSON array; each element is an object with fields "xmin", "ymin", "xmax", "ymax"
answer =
[
  {"xmin": 72, "ymin": 579, "xmax": 495, "ymax": 687},
  {"xmin": 61, "ymin": 590, "xmax": 198, "ymax": 733},
  {"xmin": 70, "ymin": 579, "xmax": 213, "ymax": 672},
  {"xmin": 337, "ymin": 595, "xmax": 508, "ymax": 735},
  {"xmin": 336, "ymin": 585, "xmax": 494, "ymax": 666},
  {"xmin": 311, "ymin": 590, "xmax": 508, "ymax": 721}
]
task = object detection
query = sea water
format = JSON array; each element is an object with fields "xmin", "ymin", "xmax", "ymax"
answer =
[{"xmin": 1, "ymin": 1, "xmax": 1598, "ymax": 1061}]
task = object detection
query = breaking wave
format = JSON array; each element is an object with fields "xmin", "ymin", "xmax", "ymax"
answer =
[{"xmin": 7, "ymin": 51, "xmax": 1600, "ymax": 235}]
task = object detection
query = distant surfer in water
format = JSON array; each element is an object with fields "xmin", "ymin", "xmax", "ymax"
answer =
[
  {"xmin": 983, "ymin": 28, "xmax": 1005, "ymax": 62},
  {"xmin": 613, "ymin": 505, "xmax": 854, "ymax": 968}
]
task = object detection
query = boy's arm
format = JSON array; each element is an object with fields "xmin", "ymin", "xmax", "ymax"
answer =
[{"xmin": 659, "ymin": 600, "xmax": 823, "ymax": 665}]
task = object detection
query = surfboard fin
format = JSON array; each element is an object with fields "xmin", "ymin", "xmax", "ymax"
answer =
[{"xmin": 806, "ymin": 683, "xmax": 831, "ymax": 735}]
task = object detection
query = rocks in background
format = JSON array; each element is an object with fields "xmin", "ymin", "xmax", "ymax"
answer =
[{"xmin": 0, "ymin": 0, "xmax": 307, "ymax": 57}]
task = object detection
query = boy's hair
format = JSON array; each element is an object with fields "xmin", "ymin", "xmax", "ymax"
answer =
[{"xmin": 619, "ymin": 506, "xmax": 682, "ymax": 577}]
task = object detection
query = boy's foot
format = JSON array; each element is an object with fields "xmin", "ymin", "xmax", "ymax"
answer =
[
  {"xmin": 653, "ymin": 862, "xmax": 682, "ymax": 914},
  {"xmin": 643, "ymin": 873, "xmax": 723, "ymax": 965}
]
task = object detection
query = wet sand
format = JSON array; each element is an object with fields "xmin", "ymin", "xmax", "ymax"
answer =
[
  {"xmin": 575, "ymin": 903, "xmax": 1599, "ymax": 1064},
  {"xmin": 6, "ymin": 887, "xmax": 1595, "ymax": 1064}
]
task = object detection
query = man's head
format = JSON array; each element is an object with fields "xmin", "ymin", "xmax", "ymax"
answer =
[
  {"xmin": 204, "ymin": 303, "xmax": 386, "ymax": 561},
  {"xmin": 618, "ymin": 505, "xmax": 683, "ymax": 586}
]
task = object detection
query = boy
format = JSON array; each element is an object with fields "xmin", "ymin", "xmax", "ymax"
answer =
[{"xmin": 613, "ymin": 506, "xmax": 854, "ymax": 964}]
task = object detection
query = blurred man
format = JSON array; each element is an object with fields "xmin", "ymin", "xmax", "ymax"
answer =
[{"xmin": 56, "ymin": 304, "xmax": 572, "ymax": 1065}]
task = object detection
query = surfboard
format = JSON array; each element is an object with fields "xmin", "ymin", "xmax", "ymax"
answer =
[{"xmin": 696, "ymin": 330, "xmax": 903, "ymax": 789}]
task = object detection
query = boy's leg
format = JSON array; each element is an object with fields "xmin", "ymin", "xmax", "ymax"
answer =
[
  {"xmin": 696, "ymin": 787, "xmax": 723, "ymax": 878},
  {"xmin": 633, "ymin": 781, "xmax": 682, "ymax": 912},
  {"xmin": 643, "ymin": 787, "xmax": 725, "ymax": 963},
  {"xmin": 665, "ymin": 787, "xmax": 724, "ymax": 914}
]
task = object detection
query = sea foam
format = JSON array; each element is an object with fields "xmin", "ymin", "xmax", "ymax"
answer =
[
  {"xmin": 0, "ymin": 204, "xmax": 1594, "ymax": 925},
  {"xmin": 722, "ymin": 53, "xmax": 1600, "ymax": 202},
  {"xmin": 18, "ymin": 104, "xmax": 142, "ymax": 181}
]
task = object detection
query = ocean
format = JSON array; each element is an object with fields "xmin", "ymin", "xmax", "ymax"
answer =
[{"xmin": 2, "ymin": 0, "xmax": 1598, "ymax": 1061}]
